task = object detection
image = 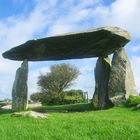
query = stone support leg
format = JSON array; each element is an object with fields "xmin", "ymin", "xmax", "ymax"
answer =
[
  {"xmin": 12, "ymin": 60, "xmax": 28, "ymax": 111},
  {"xmin": 108, "ymin": 47, "xmax": 138, "ymax": 105},
  {"xmin": 92, "ymin": 56, "xmax": 113, "ymax": 109}
]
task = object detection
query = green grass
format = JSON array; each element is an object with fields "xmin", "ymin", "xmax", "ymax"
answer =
[
  {"xmin": 33, "ymin": 103, "xmax": 94, "ymax": 112},
  {"xmin": 1, "ymin": 106, "xmax": 140, "ymax": 140}
]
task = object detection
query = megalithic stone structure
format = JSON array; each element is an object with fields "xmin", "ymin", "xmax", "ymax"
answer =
[
  {"xmin": 108, "ymin": 48, "xmax": 138, "ymax": 105},
  {"xmin": 92, "ymin": 57, "xmax": 113, "ymax": 109},
  {"xmin": 12, "ymin": 60, "xmax": 28, "ymax": 111},
  {"xmin": 2, "ymin": 27, "xmax": 132, "ymax": 110}
]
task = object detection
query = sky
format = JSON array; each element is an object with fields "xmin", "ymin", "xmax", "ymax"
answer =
[{"xmin": 0, "ymin": 0, "xmax": 140, "ymax": 99}]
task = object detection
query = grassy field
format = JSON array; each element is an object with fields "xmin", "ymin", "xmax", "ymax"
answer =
[{"xmin": 0, "ymin": 104, "xmax": 140, "ymax": 140}]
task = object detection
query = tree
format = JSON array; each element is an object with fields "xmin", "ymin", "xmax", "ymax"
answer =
[{"xmin": 37, "ymin": 64, "xmax": 79, "ymax": 94}]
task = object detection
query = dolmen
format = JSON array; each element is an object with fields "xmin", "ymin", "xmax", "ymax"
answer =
[{"xmin": 2, "ymin": 26, "xmax": 138, "ymax": 111}]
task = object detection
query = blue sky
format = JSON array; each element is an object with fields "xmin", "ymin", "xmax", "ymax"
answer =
[{"xmin": 0, "ymin": 0, "xmax": 140, "ymax": 99}]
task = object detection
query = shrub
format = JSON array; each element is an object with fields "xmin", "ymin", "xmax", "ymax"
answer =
[
  {"xmin": 126, "ymin": 95, "xmax": 140, "ymax": 107},
  {"xmin": 40, "ymin": 89, "xmax": 87, "ymax": 105},
  {"xmin": 63, "ymin": 95, "xmax": 84, "ymax": 104},
  {"xmin": 41, "ymin": 92, "xmax": 65, "ymax": 105},
  {"xmin": 41, "ymin": 91, "xmax": 86, "ymax": 105},
  {"xmin": 63, "ymin": 90, "xmax": 86, "ymax": 101},
  {"xmin": 30, "ymin": 92, "xmax": 44, "ymax": 102}
]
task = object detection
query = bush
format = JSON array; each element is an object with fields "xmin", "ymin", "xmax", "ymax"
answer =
[
  {"xmin": 63, "ymin": 90, "xmax": 86, "ymax": 101},
  {"xmin": 63, "ymin": 95, "xmax": 84, "ymax": 104},
  {"xmin": 41, "ymin": 90, "xmax": 86, "ymax": 105},
  {"xmin": 126, "ymin": 95, "xmax": 140, "ymax": 107},
  {"xmin": 30, "ymin": 92, "xmax": 44, "ymax": 102},
  {"xmin": 41, "ymin": 92, "xmax": 65, "ymax": 105}
]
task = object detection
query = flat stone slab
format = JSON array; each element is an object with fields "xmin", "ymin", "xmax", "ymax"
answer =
[
  {"xmin": 12, "ymin": 111, "xmax": 48, "ymax": 118},
  {"xmin": 2, "ymin": 27, "xmax": 131, "ymax": 61}
]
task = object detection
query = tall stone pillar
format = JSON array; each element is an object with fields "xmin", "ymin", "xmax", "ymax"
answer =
[
  {"xmin": 108, "ymin": 48, "xmax": 138, "ymax": 105},
  {"xmin": 12, "ymin": 60, "xmax": 28, "ymax": 111},
  {"xmin": 92, "ymin": 56, "xmax": 113, "ymax": 109}
]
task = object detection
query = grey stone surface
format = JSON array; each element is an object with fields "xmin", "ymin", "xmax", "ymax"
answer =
[
  {"xmin": 2, "ymin": 27, "xmax": 130, "ymax": 61},
  {"xmin": 109, "ymin": 95, "xmax": 126, "ymax": 106},
  {"xmin": 12, "ymin": 60, "xmax": 28, "ymax": 111},
  {"xmin": 92, "ymin": 57, "xmax": 113, "ymax": 109},
  {"xmin": 12, "ymin": 111, "xmax": 48, "ymax": 118},
  {"xmin": 108, "ymin": 48, "xmax": 138, "ymax": 104}
]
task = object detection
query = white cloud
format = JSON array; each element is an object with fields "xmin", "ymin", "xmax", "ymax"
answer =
[
  {"xmin": 47, "ymin": 0, "xmax": 100, "ymax": 35},
  {"xmin": 71, "ymin": 74, "xmax": 95, "ymax": 99},
  {"xmin": 128, "ymin": 44, "xmax": 140, "ymax": 53},
  {"xmin": 45, "ymin": 0, "xmax": 140, "ymax": 39},
  {"xmin": 91, "ymin": 0, "xmax": 140, "ymax": 38},
  {"xmin": 131, "ymin": 56, "xmax": 140, "ymax": 93},
  {"xmin": 0, "ymin": 57, "xmax": 20, "ymax": 99}
]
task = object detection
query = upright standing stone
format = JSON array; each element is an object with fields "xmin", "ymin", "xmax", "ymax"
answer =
[
  {"xmin": 92, "ymin": 57, "xmax": 113, "ymax": 109},
  {"xmin": 12, "ymin": 60, "xmax": 28, "ymax": 111},
  {"xmin": 108, "ymin": 48, "xmax": 137, "ymax": 105}
]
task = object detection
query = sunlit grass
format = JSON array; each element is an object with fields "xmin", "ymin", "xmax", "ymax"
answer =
[{"xmin": 0, "ymin": 106, "xmax": 140, "ymax": 140}]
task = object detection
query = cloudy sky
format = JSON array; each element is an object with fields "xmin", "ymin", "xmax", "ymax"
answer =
[{"xmin": 0, "ymin": 0, "xmax": 140, "ymax": 99}]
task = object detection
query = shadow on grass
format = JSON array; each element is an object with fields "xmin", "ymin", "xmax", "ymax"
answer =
[
  {"xmin": 32, "ymin": 103, "xmax": 95, "ymax": 113},
  {"xmin": 118, "ymin": 103, "xmax": 140, "ymax": 112},
  {"xmin": 128, "ymin": 106, "xmax": 140, "ymax": 112},
  {"xmin": 0, "ymin": 109, "xmax": 13, "ymax": 115},
  {"xmin": 33, "ymin": 103, "xmax": 140, "ymax": 113}
]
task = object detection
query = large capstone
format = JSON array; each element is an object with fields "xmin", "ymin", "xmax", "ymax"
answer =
[
  {"xmin": 12, "ymin": 60, "xmax": 28, "ymax": 111},
  {"xmin": 92, "ymin": 57, "xmax": 113, "ymax": 109},
  {"xmin": 2, "ymin": 27, "xmax": 130, "ymax": 61},
  {"xmin": 108, "ymin": 48, "xmax": 138, "ymax": 105}
]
